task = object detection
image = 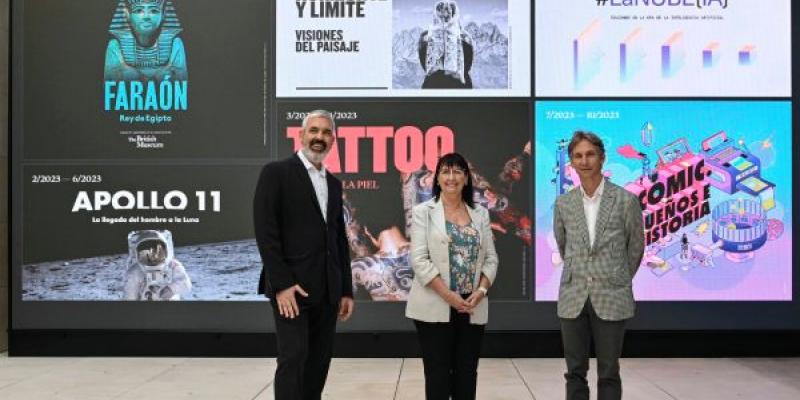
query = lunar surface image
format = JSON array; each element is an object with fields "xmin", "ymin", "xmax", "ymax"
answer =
[{"xmin": 22, "ymin": 240, "xmax": 266, "ymax": 301}]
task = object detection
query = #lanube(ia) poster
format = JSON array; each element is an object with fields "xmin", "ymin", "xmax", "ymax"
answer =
[
  {"xmin": 534, "ymin": 101, "xmax": 792, "ymax": 301},
  {"xmin": 276, "ymin": 0, "xmax": 530, "ymax": 97},
  {"xmin": 277, "ymin": 102, "xmax": 532, "ymax": 300},
  {"xmin": 22, "ymin": 165, "xmax": 264, "ymax": 301},
  {"xmin": 535, "ymin": 0, "xmax": 791, "ymax": 97},
  {"xmin": 22, "ymin": 0, "xmax": 269, "ymax": 159}
]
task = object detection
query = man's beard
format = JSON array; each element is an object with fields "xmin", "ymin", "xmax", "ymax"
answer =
[{"xmin": 301, "ymin": 146, "xmax": 329, "ymax": 165}]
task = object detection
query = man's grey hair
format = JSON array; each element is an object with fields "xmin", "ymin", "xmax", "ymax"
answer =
[
  {"xmin": 568, "ymin": 130, "xmax": 605, "ymax": 158},
  {"xmin": 302, "ymin": 109, "xmax": 336, "ymax": 133}
]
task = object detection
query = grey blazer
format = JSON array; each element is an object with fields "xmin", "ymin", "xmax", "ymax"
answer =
[
  {"xmin": 553, "ymin": 181, "xmax": 645, "ymax": 321},
  {"xmin": 405, "ymin": 199, "xmax": 498, "ymax": 324}
]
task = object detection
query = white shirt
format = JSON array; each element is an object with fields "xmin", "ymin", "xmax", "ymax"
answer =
[
  {"xmin": 297, "ymin": 150, "xmax": 328, "ymax": 222},
  {"xmin": 580, "ymin": 178, "xmax": 605, "ymax": 248}
]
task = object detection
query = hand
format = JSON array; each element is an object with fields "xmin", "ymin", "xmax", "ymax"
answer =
[
  {"xmin": 158, "ymin": 286, "xmax": 174, "ymax": 300},
  {"xmin": 442, "ymin": 291, "xmax": 472, "ymax": 314},
  {"xmin": 275, "ymin": 284, "xmax": 309, "ymax": 319},
  {"xmin": 465, "ymin": 290, "xmax": 486, "ymax": 308},
  {"xmin": 490, "ymin": 222, "xmax": 507, "ymax": 234},
  {"xmin": 338, "ymin": 296, "xmax": 354, "ymax": 321}
]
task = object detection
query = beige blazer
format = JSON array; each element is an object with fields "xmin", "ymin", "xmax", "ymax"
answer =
[{"xmin": 405, "ymin": 198, "xmax": 498, "ymax": 324}]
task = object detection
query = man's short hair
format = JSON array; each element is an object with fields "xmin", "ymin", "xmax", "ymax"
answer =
[
  {"xmin": 302, "ymin": 110, "xmax": 336, "ymax": 133},
  {"xmin": 568, "ymin": 131, "xmax": 605, "ymax": 158}
]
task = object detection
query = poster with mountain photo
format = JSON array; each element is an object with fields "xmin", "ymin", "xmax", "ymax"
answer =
[
  {"xmin": 392, "ymin": 0, "xmax": 518, "ymax": 91},
  {"xmin": 275, "ymin": 0, "xmax": 529, "ymax": 97}
]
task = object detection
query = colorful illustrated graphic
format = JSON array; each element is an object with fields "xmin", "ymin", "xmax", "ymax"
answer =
[
  {"xmin": 703, "ymin": 42, "xmax": 720, "ymax": 68},
  {"xmin": 739, "ymin": 45, "xmax": 756, "ymax": 65},
  {"xmin": 620, "ymin": 27, "xmax": 645, "ymax": 82},
  {"xmin": 536, "ymin": 101, "xmax": 792, "ymax": 301},
  {"xmin": 535, "ymin": 0, "xmax": 791, "ymax": 97},
  {"xmin": 660, "ymin": 31, "xmax": 684, "ymax": 78},
  {"xmin": 573, "ymin": 19, "xmax": 602, "ymax": 89}
]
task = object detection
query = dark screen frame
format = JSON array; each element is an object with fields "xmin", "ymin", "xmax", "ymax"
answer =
[{"xmin": 7, "ymin": 0, "xmax": 800, "ymax": 337}]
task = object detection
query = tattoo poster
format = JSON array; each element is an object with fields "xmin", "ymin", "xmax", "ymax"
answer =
[
  {"xmin": 22, "ymin": 0, "xmax": 269, "ymax": 159},
  {"xmin": 21, "ymin": 165, "xmax": 265, "ymax": 301},
  {"xmin": 534, "ymin": 101, "xmax": 792, "ymax": 301},
  {"xmin": 276, "ymin": 0, "xmax": 530, "ymax": 97},
  {"xmin": 535, "ymin": 0, "xmax": 791, "ymax": 97},
  {"xmin": 277, "ymin": 101, "xmax": 532, "ymax": 301}
]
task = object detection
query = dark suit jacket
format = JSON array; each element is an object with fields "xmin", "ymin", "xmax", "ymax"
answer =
[{"xmin": 253, "ymin": 154, "xmax": 353, "ymax": 305}]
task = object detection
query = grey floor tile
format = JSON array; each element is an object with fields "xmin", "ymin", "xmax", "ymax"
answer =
[
  {"xmin": 625, "ymin": 358, "xmax": 800, "ymax": 400},
  {"xmin": 0, "ymin": 357, "xmax": 180, "ymax": 400},
  {"xmin": 113, "ymin": 357, "xmax": 274, "ymax": 400},
  {"xmin": 0, "ymin": 356, "xmax": 796, "ymax": 400}
]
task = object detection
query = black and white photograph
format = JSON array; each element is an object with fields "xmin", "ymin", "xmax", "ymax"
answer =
[{"xmin": 392, "ymin": 0, "xmax": 510, "ymax": 90}]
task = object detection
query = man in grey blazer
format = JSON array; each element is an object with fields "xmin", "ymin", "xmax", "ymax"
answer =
[{"xmin": 553, "ymin": 131, "xmax": 645, "ymax": 400}]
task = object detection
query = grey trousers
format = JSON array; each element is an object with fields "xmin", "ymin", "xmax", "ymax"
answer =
[{"xmin": 560, "ymin": 298, "xmax": 627, "ymax": 400}]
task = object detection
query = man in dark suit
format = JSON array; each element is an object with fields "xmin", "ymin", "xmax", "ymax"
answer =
[{"xmin": 254, "ymin": 110, "xmax": 354, "ymax": 400}]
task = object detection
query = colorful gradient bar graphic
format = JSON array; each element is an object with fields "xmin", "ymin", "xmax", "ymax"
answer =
[
  {"xmin": 620, "ymin": 27, "xmax": 642, "ymax": 82},
  {"xmin": 573, "ymin": 19, "xmax": 601, "ymax": 88},
  {"xmin": 661, "ymin": 31, "xmax": 684, "ymax": 77},
  {"xmin": 703, "ymin": 42, "xmax": 719, "ymax": 68},
  {"xmin": 739, "ymin": 45, "xmax": 756, "ymax": 65}
]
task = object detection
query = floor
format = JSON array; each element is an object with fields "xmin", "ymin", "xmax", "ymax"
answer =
[{"xmin": 0, "ymin": 353, "xmax": 798, "ymax": 399}]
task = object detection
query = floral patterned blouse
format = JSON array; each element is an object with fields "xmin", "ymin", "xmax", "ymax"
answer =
[{"xmin": 446, "ymin": 220, "xmax": 481, "ymax": 294}]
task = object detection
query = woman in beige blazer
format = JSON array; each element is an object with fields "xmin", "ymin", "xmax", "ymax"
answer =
[{"xmin": 405, "ymin": 153, "xmax": 498, "ymax": 400}]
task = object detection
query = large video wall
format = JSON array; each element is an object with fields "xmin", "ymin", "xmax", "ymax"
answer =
[{"xmin": 10, "ymin": 0, "xmax": 799, "ymax": 331}]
